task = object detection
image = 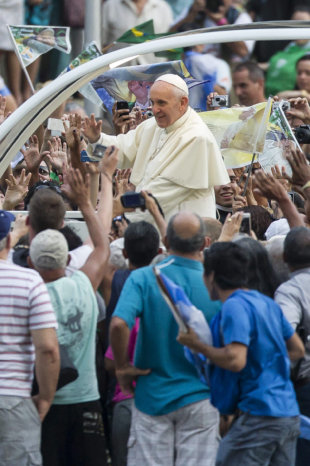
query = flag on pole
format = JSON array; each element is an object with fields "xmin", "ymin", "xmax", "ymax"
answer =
[
  {"xmin": 258, "ymin": 100, "xmax": 302, "ymax": 176},
  {"xmin": 116, "ymin": 20, "xmax": 183, "ymax": 60},
  {"xmin": 200, "ymin": 101, "xmax": 272, "ymax": 169},
  {"xmin": 62, "ymin": 41, "xmax": 101, "ymax": 73},
  {"xmin": 116, "ymin": 20, "xmax": 155, "ymax": 43},
  {"xmin": 154, "ymin": 265, "xmax": 212, "ymax": 384},
  {"xmin": 7, "ymin": 25, "xmax": 71, "ymax": 68},
  {"xmin": 59, "ymin": 41, "xmax": 104, "ymax": 108}
]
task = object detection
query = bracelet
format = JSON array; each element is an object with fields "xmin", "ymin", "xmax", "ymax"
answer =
[
  {"xmin": 302, "ymin": 180, "xmax": 310, "ymax": 191},
  {"xmin": 102, "ymin": 170, "xmax": 112, "ymax": 183}
]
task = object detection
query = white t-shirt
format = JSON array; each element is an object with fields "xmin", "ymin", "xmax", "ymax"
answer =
[{"xmin": 0, "ymin": 260, "xmax": 57, "ymax": 397}]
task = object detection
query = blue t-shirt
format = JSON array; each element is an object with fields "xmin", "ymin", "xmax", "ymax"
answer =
[
  {"xmin": 222, "ymin": 289, "xmax": 299, "ymax": 417},
  {"xmin": 113, "ymin": 255, "xmax": 221, "ymax": 416}
]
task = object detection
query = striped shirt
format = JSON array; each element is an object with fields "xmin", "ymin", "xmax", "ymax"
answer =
[{"xmin": 0, "ymin": 260, "xmax": 57, "ymax": 397}]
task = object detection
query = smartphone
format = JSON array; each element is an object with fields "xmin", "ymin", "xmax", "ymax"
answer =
[
  {"xmin": 116, "ymin": 101, "xmax": 130, "ymax": 112},
  {"xmin": 240, "ymin": 213, "xmax": 251, "ymax": 235},
  {"xmin": 120, "ymin": 191, "xmax": 145, "ymax": 209}
]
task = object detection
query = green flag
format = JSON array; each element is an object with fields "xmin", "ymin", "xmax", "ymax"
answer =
[
  {"xmin": 116, "ymin": 20, "xmax": 183, "ymax": 60},
  {"xmin": 116, "ymin": 20, "xmax": 155, "ymax": 44}
]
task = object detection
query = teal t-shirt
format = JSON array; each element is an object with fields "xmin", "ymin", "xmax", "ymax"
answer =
[
  {"xmin": 113, "ymin": 255, "xmax": 221, "ymax": 416},
  {"xmin": 46, "ymin": 271, "xmax": 99, "ymax": 404}
]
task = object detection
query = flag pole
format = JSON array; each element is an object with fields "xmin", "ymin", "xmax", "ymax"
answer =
[{"xmin": 7, "ymin": 25, "xmax": 35, "ymax": 95}]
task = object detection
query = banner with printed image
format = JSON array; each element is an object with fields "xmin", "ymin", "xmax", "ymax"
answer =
[
  {"xmin": 200, "ymin": 101, "xmax": 272, "ymax": 169},
  {"xmin": 90, "ymin": 60, "xmax": 194, "ymax": 112},
  {"xmin": 8, "ymin": 25, "xmax": 71, "ymax": 68}
]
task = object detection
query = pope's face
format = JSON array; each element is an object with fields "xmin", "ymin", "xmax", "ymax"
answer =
[{"xmin": 150, "ymin": 81, "xmax": 188, "ymax": 128}]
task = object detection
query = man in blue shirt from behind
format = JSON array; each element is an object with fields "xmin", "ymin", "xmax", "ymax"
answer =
[
  {"xmin": 110, "ymin": 211, "xmax": 221, "ymax": 466},
  {"xmin": 178, "ymin": 242, "xmax": 304, "ymax": 466}
]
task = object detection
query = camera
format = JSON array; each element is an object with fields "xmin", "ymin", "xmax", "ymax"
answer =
[
  {"xmin": 239, "ymin": 213, "xmax": 251, "ymax": 235},
  {"xmin": 112, "ymin": 214, "xmax": 129, "ymax": 235},
  {"xmin": 272, "ymin": 101, "xmax": 291, "ymax": 112},
  {"xmin": 93, "ymin": 144, "xmax": 108, "ymax": 159},
  {"xmin": 143, "ymin": 109, "xmax": 153, "ymax": 118},
  {"xmin": 120, "ymin": 191, "xmax": 145, "ymax": 209},
  {"xmin": 210, "ymin": 95, "xmax": 229, "ymax": 108},
  {"xmin": 294, "ymin": 125, "xmax": 310, "ymax": 144}
]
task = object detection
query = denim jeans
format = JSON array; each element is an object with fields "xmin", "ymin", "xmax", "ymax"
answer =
[{"xmin": 216, "ymin": 413, "xmax": 300, "ymax": 466}]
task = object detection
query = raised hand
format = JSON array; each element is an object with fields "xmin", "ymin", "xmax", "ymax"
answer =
[
  {"xmin": 286, "ymin": 148, "xmax": 310, "ymax": 188},
  {"xmin": 253, "ymin": 170, "xmax": 289, "ymax": 202},
  {"xmin": 61, "ymin": 167, "xmax": 90, "ymax": 208},
  {"xmin": 47, "ymin": 137, "xmax": 68, "ymax": 171},
  {"xmin": 114, "ymin": 168, "xmax": 134, "ymax": 196},
  {"xmin": 98, "ymin": 145, "xmax": 119, "ymax": 179},
  {"xmin": 64, "ymin": 113, "xmax": 82, "ymax": 149},
  {"xmin": 21, "ymin": 135, "xmax": 46, "ymax": 175},
  {"xmin": 3, "ymin": 169, "xmax": 31, "ymax": 210},
  {"xmin": 82, "ymin": 114, "xmax": 102, "ymax": 143},
  {"xmin": 232, "ymin": 194, "xmax": 247, "ymax": 212},
  {"xmin": 286, "ymin": 97, "xmax": 310, "ymax": 125},
  {"xmin": 218, "ymin": 212, "xmax": 244, "ymax": 242},
  {"xmin": 112, "ymin": 102, "xmax": 133, "ymax": 135}
]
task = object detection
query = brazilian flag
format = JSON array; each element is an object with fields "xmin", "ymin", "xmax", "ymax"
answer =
[{"xmin": 116, "ymin": 20, "xmax": 183, "ymax": 60}]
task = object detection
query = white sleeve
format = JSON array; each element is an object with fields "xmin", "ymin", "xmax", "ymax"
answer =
[{"xmin": 66, "ymin": 245, "xmax": 93, "ymax": 277}]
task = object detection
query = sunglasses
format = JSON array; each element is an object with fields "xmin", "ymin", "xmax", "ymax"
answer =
[{"xmin": 38, "ymin": 166, "xmax": 50, "ymax": 175}]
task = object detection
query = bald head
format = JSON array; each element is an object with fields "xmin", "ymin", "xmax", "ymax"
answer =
[{"xmin": 166, "ymin": 212, "xmax": 206, "ymax": 253}]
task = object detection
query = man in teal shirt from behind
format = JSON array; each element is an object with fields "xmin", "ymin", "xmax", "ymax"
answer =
[{"xmin": 110, "ymin": 211, "xmax": 221, "ymax": 466}]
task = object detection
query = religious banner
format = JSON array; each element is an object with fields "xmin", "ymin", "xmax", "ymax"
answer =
[
  {"xmin": 200, "ymin": 100, "xmax": 272, "ymax": 169},
  {"xmin": 8, "ymin": 25, "xmax": 71, "ymax": 93},
  {"xmin": 258, "ymin": 101, "xmax": 302, "ymax": 176},
  {"xmin": 8, "ymin": 25, "xmax": 71, "ymax": 68},
  {"xmin": 90, "ymin": 60, "xmax": 196, "ymax": 112}
]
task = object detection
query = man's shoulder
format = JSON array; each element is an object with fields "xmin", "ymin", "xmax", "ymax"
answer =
[
  {"xmin": 225, "ymin": 289, "xmax": 276, "ymax": 311},
  {"xmin": 276, "ymin": 269, "xmax": 310, "ymax": 295},
  {"xmin": 0, "ymin": 260, "xmax": 41, "ymax": 283},
  {"xmin": 185, "ymin": 109, "xmax": 214, "ymax": 136}
]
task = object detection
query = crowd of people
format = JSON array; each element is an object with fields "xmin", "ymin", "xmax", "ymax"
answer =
[{"xmin": 2, "ymin": 1, "xmax": 310, "ymax": 466}]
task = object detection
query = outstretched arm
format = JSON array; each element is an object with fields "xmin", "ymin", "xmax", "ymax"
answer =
[{"xmin": 62, "ymin": 168, "xmax": 110, "ymax": 290}]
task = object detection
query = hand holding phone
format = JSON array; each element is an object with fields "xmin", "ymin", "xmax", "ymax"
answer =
[
  {"xmin": 239, "ymin": 213, "xmax": 251, "ymax": 235},
  {"xmin": 120, "ymin": 191, "xmax": 145, "ymax": 209}
]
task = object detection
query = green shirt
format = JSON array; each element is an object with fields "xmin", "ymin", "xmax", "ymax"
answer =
[{"xmin": 47, "ymin": 271, "xmax": 99, "ymax": 404}]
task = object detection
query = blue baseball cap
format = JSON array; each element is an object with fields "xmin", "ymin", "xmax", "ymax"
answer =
[{"xmin": 0, "ymin": 210, "xmax": 15, "ymax": 241}]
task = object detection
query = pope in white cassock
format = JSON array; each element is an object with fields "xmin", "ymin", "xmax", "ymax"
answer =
[{"xmin": 84, "ymin": 74, "xmax": 229, "ymax": 220}]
